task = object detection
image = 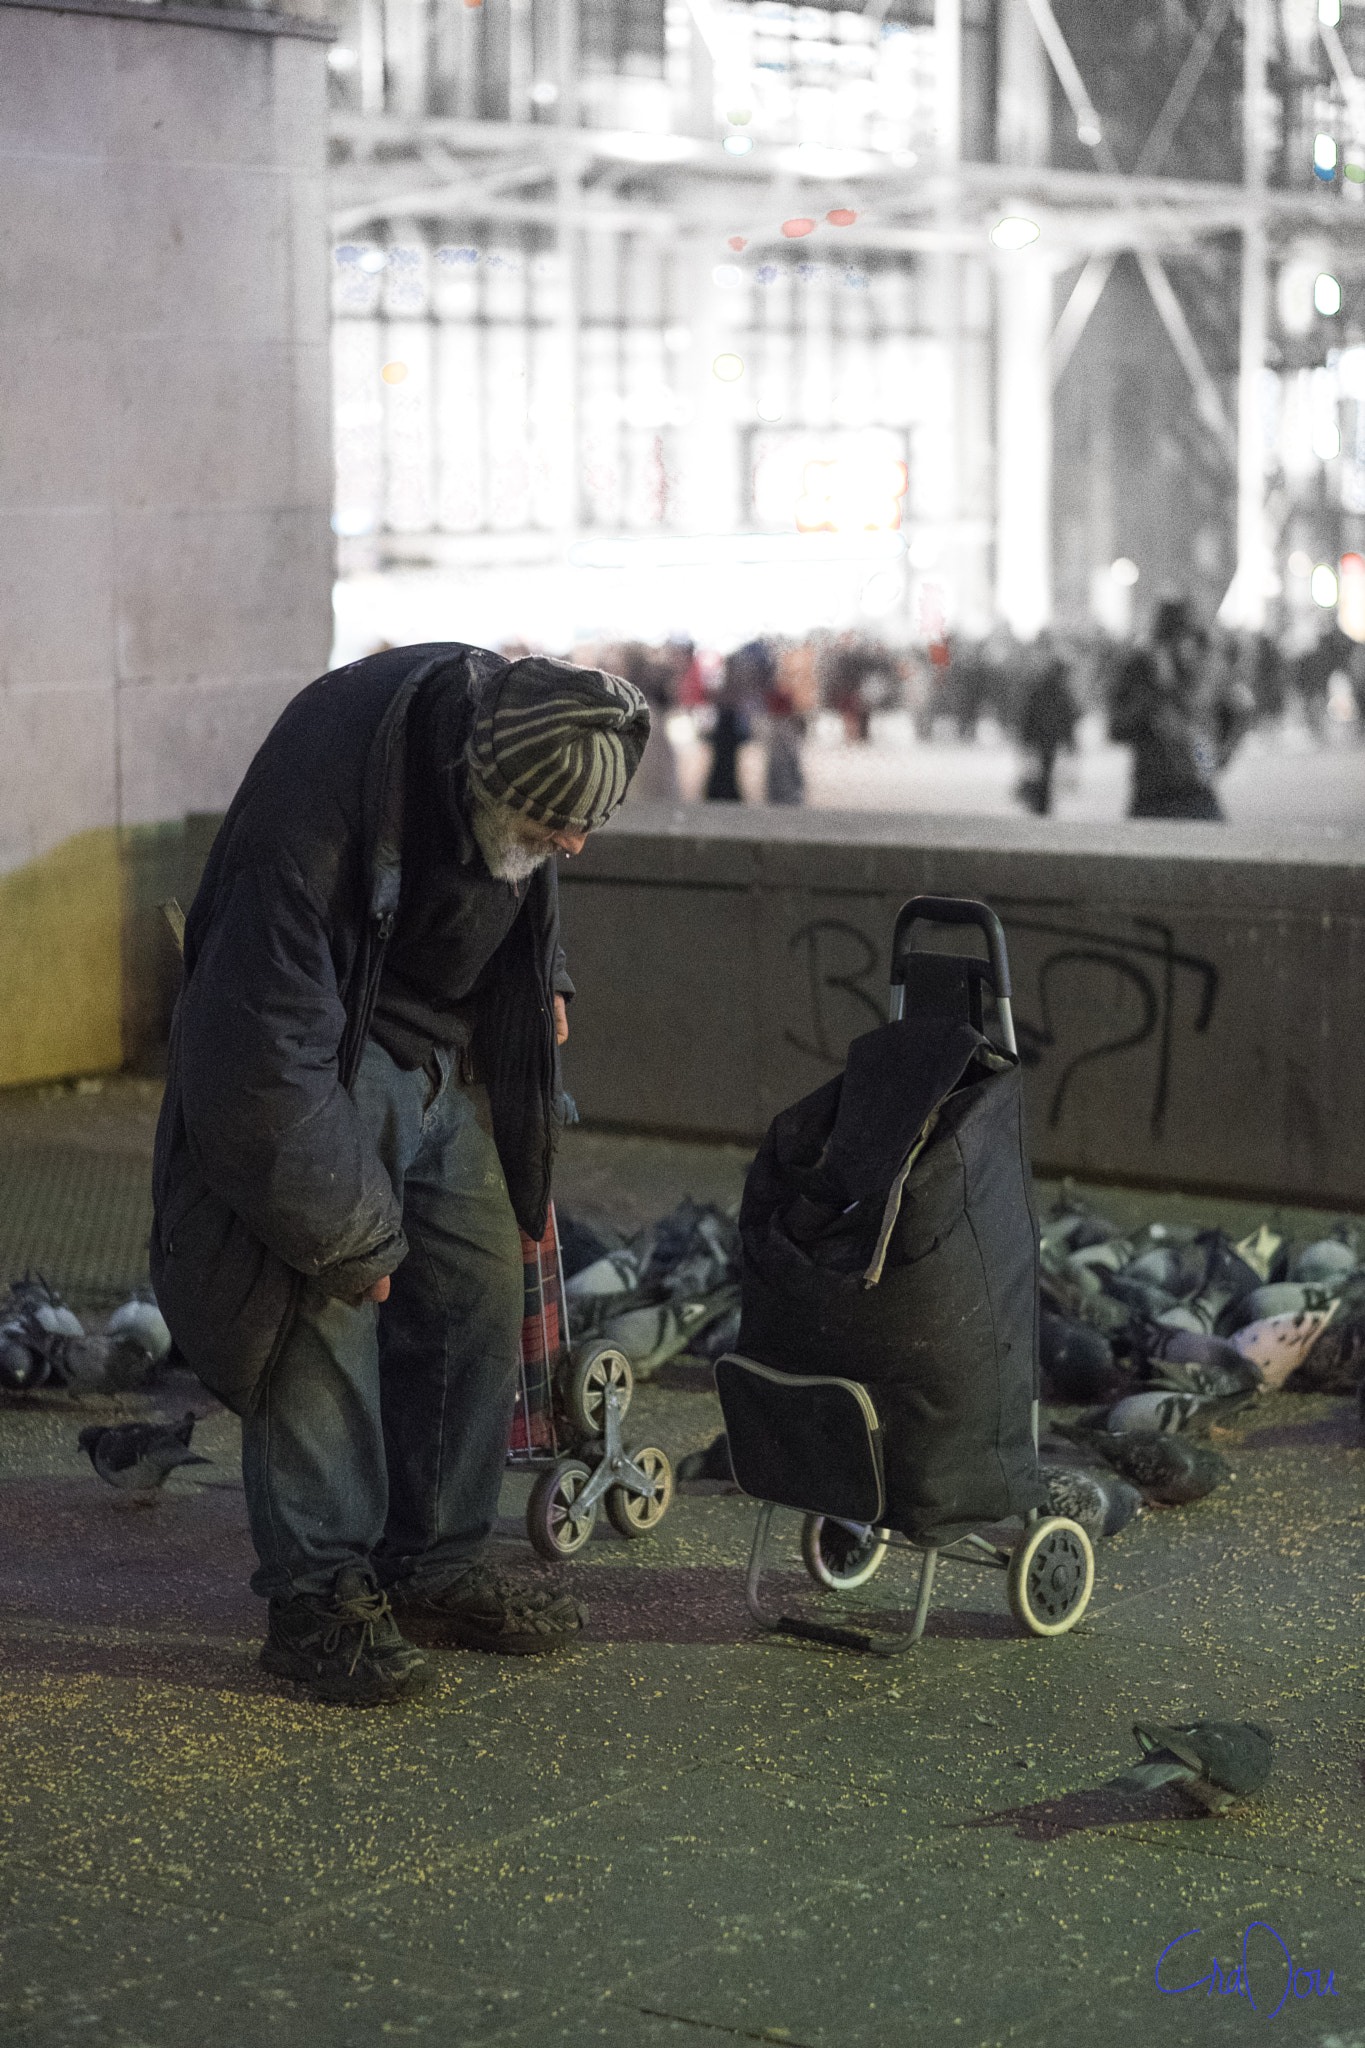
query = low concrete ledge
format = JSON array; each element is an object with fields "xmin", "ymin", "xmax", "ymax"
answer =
[
  {"xmin": 559, "ymin": 806, "xmax": 1365, "ymax": 1208},
  {"xmin": 0, "ymin": 0, "xmax": 332, "ymax": 37}
]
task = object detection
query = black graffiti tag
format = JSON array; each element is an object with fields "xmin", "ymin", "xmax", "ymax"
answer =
[
  {"xmin": 784, "ymin": 911, "xmax": 1220, "ymax": 1140},
  {"xmin": 785, "ymin": 918, "xmax": 886, "ymax": 1064}
]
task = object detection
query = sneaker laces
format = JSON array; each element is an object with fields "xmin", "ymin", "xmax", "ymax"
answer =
[{"xmin": 315, "ymin": 1582, "xmax": 392, "ymax": 1677}]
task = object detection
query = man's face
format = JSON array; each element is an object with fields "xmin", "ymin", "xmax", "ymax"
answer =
[
  {"xmin": 507, "ymin": 816, "xmax": 588, "ymax": 860},
  {"xmin": 471, "ymin": 792, "xmax": 589, "ymax": 882}
]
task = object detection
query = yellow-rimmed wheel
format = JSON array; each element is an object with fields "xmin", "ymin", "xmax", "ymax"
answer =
[
  {"xmin": 605, "ymin": 1447, "xmax": 674, "ymax": 1538},
  {"xmin": 564, "ymin": 1343, "xmax": 633, "ymax": 1437},
  {"xmin": 527, "ymin": 1459, "xmax": 597, "ymax": 1559},
  {"xmin": 1007, "ymin": 1516, "xmax": 1094, "ymax": 1636}
]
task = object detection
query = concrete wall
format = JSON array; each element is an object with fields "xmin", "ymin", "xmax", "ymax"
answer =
[
  {"xmin": 558, "ymin": 807, "xmax": 1365, "ymax": 1208},
  {"xmin": 0, "ymin": 0, "xmax": 333, "ymax": 1086}
]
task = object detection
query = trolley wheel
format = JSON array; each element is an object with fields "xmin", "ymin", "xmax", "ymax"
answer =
[
  {"xmin": 801, "ymin": 1515, "xmax": 890, "ymax": 1590},
  {"xmin": 1007, "ymin": 1516, "xmax": 1094, "ymax": 1636},
  {"xmin": 604, "ymin": 1446, "xmax": 674, "ymax": 1539},
  {"xmin": 526, "ymin": 1459, "xmax": 598, "ymax": 1560},
  {"xmin": 565, "ymin": 1343, "xmax": 633, "ymax": 1436}
]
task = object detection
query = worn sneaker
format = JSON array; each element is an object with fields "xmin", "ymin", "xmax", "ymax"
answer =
[
  {"xmin": 260, "ymin": 1567, "xmax": 430, "ymax": 1706},
  {"xmin": 391, "ymin": 1564, "xmax": 585, "ymax": 1656}
]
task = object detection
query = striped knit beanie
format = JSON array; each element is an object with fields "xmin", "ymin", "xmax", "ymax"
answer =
[{"xmin": 466, "ymin": 656, "xmax": 651, "ymax": 832}]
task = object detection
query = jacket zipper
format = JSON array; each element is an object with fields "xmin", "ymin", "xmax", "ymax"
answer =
[{"xmin": 341, "ymin": 909, "xmax": 395, "ymax": 1091}]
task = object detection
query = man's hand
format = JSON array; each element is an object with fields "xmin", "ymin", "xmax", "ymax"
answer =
[
  {"xmin": 554, "ymin": 993, "xmax": 569, "ymax": 1046},
  {"xmin": 356, "ymin": 1275, "xmax": 390, "ymax": 1305}
]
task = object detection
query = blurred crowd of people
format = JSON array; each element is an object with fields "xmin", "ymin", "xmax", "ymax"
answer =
[{"xmin": 498, "ymin": 606, "xmax": 1363, "ymax": 821}]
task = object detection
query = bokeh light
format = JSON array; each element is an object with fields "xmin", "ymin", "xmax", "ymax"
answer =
[
  {"xmin": 990, "ymin": 217, "xmax": 1040, "ymax": 250},
  {"xmin": 1314, "ymin": 133, "xmax": 1337, "ymax": 178},
  {"xmin": 712, "ymin": 353, "xmax": 745, "ymax": 382},
  {"xmin": 723, "ymin": 135, "xmax": 753, "ymax": 156},
  {"xmin": 381, "ymin": 362, "xmax": 408, "ymax": 385},
  {"xmin": 1110, "ymin": 557, "xmax": 1139, "ymax": 587},
  {"xmin": 1311, "ymin": 562, "xmax": 1339, "ymax": 607},
  {"xmin": 781, "ymin": 219, "xmax": 816, "ymax": 239},
  {"xmin": 1314, "ymin": 272, "xmax": 1342, "ymax": 316},
  {"xmin": 827, "ymin": 210, "xmax": 858, "ymax": 227}
]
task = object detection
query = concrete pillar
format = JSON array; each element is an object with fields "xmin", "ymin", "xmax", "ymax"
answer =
[
  {"xmin": 556, "ymin": 0, "xmax": 582, "ymax": 540},
  {"xmin": 993, "ymin": 0, "xmax": 1052, "ymax": 637},
  {"xmin": 1233, "ymin": 0, "xmax": 1271, "ymax": 629}
]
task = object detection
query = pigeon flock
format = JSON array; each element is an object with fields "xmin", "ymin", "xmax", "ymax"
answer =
[{"xmin": 0, "ymin": 1275, "xmax": 173, "ymax": 1395}]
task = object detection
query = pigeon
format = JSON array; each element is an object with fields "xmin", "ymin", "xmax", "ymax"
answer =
[
  {"xmin": 1044, "ymin": 1465, "xmax": 1143, "ymax": 1539},
  {"xmin": 563, "ymin": 1250, "xmax": 639, "ymax": 1307},
  {"xmin": 1139, "ymin": 1326, "xmax": 1262, "ymax": 1388},
  {"xmin": 1055, "ymin": 1425, "xmax": 1233, "ymax": 1505},
  {"xmin": 1290, "ymin": 1238, "xmax": 1357, "ymax": 1285},
  {"xmin": 1111, "ymin": 1719, "xmax": 1275, "ymax": 1813},
  {"xmin": 105, "ymin": 1296, "xmax": 173, "ymax": 1366},
  {"xmin": 1143, "ymin": 1351, "xmax": 1261, "ymax": 1401},
  {"xmin": 1100, "ymin": 1388, "xmax": 1254, "ymax": 1436},
  {"xmin": 78, "ymin": 1412, "xmax": 210, "ymax": 1498},
  {"xmin": 1039, "ymin": 1313, "xmax": 1125, "ymax": 1403},
  {"xmin": 676, "ymin": 1431, "xmax": 735, "ymax": 1484},
  {"xmin": 1222, "ymin": 1280, "xmax": 1339, "ymax": 1335}
]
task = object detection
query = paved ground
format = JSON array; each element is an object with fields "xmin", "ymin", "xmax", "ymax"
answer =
[{"xmin": 2, "ymin": 1080, "xmax": 1363, "ymax": 2048}]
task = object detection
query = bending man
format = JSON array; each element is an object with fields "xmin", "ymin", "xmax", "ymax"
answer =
[{"xmin": 152, "ymin": 644, "xmax": 649, "ymax": 1705}]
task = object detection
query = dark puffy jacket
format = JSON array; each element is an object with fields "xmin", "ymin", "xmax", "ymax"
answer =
[{"xmin": 151, "ymin": 643, "xmax": 571, "ymax": 1411}]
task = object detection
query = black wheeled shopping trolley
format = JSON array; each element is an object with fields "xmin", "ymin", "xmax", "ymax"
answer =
[
  {"xmin": 715, "ymin": 895, "xmax": 1095, "ymax": 1656},
  {"xmin": 509, "ymin": 1208, "xmax": 676, "ymax": 1560}
]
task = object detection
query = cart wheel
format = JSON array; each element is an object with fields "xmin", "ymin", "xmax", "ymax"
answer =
[
  {"xmin": 1007, "ymin": 1516, "xmax": 1093, "ymax": 1636},
  {"xmin": 526, "ymin": 1459, "xmax": 598, "ymax": 1560},
  {"xmin": 801, "ymin": 1515, "xmax": 890, "ymax": 1590},
  {"xmin": 565, "ymin": 1344, "xmax": 633, "ymax": 1436},
  {"xmin": 604, "ymin": 1446, "xmax": 674, "ymax": 1539}
]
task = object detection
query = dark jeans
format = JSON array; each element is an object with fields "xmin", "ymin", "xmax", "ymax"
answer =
[{"xmin": 241, "ymin": 1038, "xmax": 525, "ymax": 1602}]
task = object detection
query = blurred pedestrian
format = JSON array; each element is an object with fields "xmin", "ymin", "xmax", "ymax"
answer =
[
  {"xmin": 1015, "ymin": 632, "xmax": 1079, "ymax": 815},
  {"xmin": 764, "ymin": 642, "xmax": 815, "ymax": 805},
  {"xmin": 1109, "ymin": 598, "xmax": 1223, "ymax": 820},
  {"xmin": 706, "ymin": 640, "xmax": 767, "ymax": 801},
  {"xmin": 825, "ymin": 635, "xmax": 898, "ymax": 744},
  {"xmin": 615, "ymin": 642, "xmax": 680, "ymax": 806}
]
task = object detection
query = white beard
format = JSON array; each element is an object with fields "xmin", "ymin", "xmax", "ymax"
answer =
[{"xmin": 470, "ymin": 794, "xmax": 552, "ymax": 884}]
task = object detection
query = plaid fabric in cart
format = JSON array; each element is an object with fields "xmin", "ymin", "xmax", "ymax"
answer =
[{"xmin": 509, "ymin": 1204, "xmax": 570, "ymax": 1458}]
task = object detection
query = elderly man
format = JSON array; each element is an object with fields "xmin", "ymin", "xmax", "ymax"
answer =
[{"xmin": 152, "ymin": 644, "xmax": 649, "ymax": 1705}]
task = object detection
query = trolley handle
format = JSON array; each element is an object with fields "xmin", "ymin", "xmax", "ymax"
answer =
[{"xmin": 889, "ymin": 895, "xmax": 1017, "ymax": 1057}]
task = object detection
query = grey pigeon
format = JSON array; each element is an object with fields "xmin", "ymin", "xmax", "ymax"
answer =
[
  {"xmin": 1039, "ymin": 1313, "xmax": 1124, "ymax": 1402},
  {"xmin": 1290, "ymin": 1237, "xmax": 1357, "ymax": 1285},
  {"xmin": 1140, "ymin": 1328, "xmax": 1262, "ymax": 1397},
  {"xmin": 1056, "ymin": 1425, "xmax": 1233, "ymax": 1505},
  {"xmin": 1111, "ymin": 1719, "xmax": 1275, "ymax": 1813},
  {"xmin": 78, "ymin": 1412, "xmax": 210, "ymax": 1497},
  {"xmin": 676, "ymin": 1431, "xmax": 734, "ymax": 1484},
  {"xmin": 1101, "ymin": 1388, "xmax": 1253, "ymax": 1436},
  {"xmin": 1044, "ymin": 1465, "xmax": 1143, "ymax": 1540}
]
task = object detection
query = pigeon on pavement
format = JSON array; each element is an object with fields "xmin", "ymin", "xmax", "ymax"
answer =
[
  {"xmin": 1056, "ymin": 1425, "xmax": 1233, "ymax": 1505},
  {"xmin": 1101, "ymin": 1388, "xmax": 1254, "ymax": 1436},
  {"xmin": 1039, "ymin": 1313, "xmax": 1125, "ymax": 1402},
  {"xmin": 78, "ymin": 1412, "xmax": 210, "ymax": 1498},
  {"xmin": 676, "ymin": 1431, "xmax": 735, "ymax": 1484},
  {"xmin": 1044, "ymin": 1465, "xmax": 1143, "ymax": 1539},
  {"xmin": 1111, "ymin": 1719, "xmax": 1275, "ymax": 1813}
]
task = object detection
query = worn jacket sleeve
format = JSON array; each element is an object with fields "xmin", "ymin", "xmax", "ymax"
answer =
[
  {"xmin": 552, "ymin": 941, "xmax": 575, "ymax": 1002},
  {"xmin": 177, "ymin": 851, "xmax": 406, "ymax": 1297}
]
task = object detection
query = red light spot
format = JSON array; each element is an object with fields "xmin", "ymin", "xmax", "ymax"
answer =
[
  {"xmin": 728, "ymin": 236, "xmax": 748, "ymax": 252},
  {"xmin": 827, "ymin": 209, "xmax": 857, "ymax": 227},
  {"xmin": 929, "ymin": 641, "xmax": 951, "ymax": 669},
  {"xmin": 781, "ymin": 218, "xmax": 816, "ymax": 239}
]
